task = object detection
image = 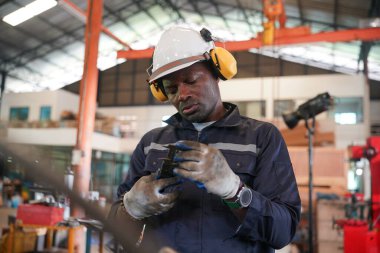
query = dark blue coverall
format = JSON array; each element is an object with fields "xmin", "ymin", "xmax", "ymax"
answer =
[{"xmin": 115, "ymin": 103, "xmax": 301, "ymax": 253}]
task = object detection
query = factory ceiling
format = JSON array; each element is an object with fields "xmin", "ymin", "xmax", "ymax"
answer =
[{"xmin": 0, "ymin": 0, "xmax": 379, "ymax": 93}]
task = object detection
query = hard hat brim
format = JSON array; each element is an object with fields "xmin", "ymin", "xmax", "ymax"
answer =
[
  {"xmin": 149, "ymin": 54, "xmax": 208, "ymax": 83},
  {"xmin": 149, "ymin": 61, "xmax": 196, "ymax": 83}
]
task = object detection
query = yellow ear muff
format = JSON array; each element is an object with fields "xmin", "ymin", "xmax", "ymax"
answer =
[
  {"xmin": 149, "ymin": 81, "xmax": 168, "ymax": 102},
  {"xmin": 209, "ymin": 47, "xmax": 237, "ymax": 80}
]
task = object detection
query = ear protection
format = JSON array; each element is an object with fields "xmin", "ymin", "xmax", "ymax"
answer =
[
  {"xmin": 208, "ymin": 46, "xmax": 237, "ymax": 81},
  {"xmin": 149, "ymin": 81, "xmax": 168, "ymax": 102},
  {"xmin": 148, "ymin": 29, "xmax": 237, "ymax": 102}
]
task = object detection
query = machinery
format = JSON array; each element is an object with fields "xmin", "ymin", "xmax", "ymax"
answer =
[{"xmin": 336, "ymin": 136, "xmax": 380, "ymax": 253}]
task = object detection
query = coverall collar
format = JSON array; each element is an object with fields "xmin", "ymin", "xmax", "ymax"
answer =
[{"xmin": 164, "ymin": 102, "xmax": 241, "ymax": 129}]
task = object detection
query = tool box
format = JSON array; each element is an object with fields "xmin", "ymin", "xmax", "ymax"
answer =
[{"xmin": 16, "ymin": 204, "xmax": 64, "ymax": 226}]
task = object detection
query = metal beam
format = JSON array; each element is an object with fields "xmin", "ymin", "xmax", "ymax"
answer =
[
  {"xmin": 163, "ymin": 0, "xmax": 186, "ymax": 21},
  {"xmin": 333, "ymin": 0, "xmax": 339, "ymax": 30},
  {"xmin": 117, "ymin": 27, "xmax": 380, "ymax": 59},
  {"xmin": 236, "ymin": 0, "xmax": 256, "ymax": 34},
  {"xmin": 0, "ymin": 1, "xmax": 144, "ymax": 73},
  {"xmin": 272, "ymin": 27, "xmax": 380, "ymax": 44},
  {"xmin": 0, "ymin": 28, "xmax": 76, "ymax": 74},
  {"xmin": 1, "ymin": 28, "xmax": 82, "ymax": 73},
  {"xmin": 0, "ymin": 71, "xmax": 6, "ymax": 101},
  {"xmin": 188, "ymin": 0, "xmax": 207, "ymax": 23},
  {"xmin": 208, "ymin": 0, "xmax": 231, "ymax": 29},
  {"xmin": 103, "ymin": 3, "xmax": 144, "ymax": 41},
  {"xmin": 296, "ymin": 0, "xmax": 305, "ymax": 25},
  {"xmin": 0, "ymin": 0, "xmax": 14, "ymax": 9},
  {"xmin": 72, "ymin": 0, "xmax": 102, "ymax": 219},
  {"xmin": 133, "ymin": 0, "xmax": 164, "ymax": 30},
  {"xmin": 60, "ymin": 0, "xmax": 130, "ymax": 49}
]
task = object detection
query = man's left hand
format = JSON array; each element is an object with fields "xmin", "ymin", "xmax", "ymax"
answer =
[{"xmin": 173, "ymin": 140, "xmax": 240, "ymax": 199}]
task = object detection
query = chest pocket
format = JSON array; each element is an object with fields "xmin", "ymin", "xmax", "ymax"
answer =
[
  {"xmin": 209, "ymin": 151, "xmax": 258, "ymax": 212},
  {"xmin": 221, "ymin": 150, "xmax": 257, "ymax": 187},
  {"xmin": 144, "ymin": 149, "xmax": 168, "ymax": 174}
]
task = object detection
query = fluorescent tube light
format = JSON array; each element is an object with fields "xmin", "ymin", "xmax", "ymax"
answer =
[{"xmin": 2, "ymin": 0, "xmax": 57, "ymax": 26}]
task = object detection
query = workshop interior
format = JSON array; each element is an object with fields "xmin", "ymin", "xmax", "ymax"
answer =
[{"xmin": 0, "ymin": 0, "xmax": 380, "ymax": 252}]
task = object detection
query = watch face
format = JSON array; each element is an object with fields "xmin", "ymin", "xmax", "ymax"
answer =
[{"xmin": 239, "ymin": 187, "xmax": 253, "ymax": 207}]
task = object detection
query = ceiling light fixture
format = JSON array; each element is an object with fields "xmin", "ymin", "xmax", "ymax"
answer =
[{"xmin": 2, "ymin": 0, "xmax": 57, "ymax": 26}]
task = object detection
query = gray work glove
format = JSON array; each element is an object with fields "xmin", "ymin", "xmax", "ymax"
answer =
[
  {"xmin": 158, "ymin": 247, "xmax": 178, "ymax": 253},
  {"xmin": 173, "ymin": 140, "xmax": 240, "ymax": 199},
  {"xmin": 123, "ymin": 174, "xmax": 180, "ymax": 220}
]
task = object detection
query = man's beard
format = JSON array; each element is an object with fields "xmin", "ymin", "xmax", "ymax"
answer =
[{"xmin": 180, "ymin": 107, "xmax": 210, "ymax": 123}]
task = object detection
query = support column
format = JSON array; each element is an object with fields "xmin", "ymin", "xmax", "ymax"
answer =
[
  {"xmin": 72, "ymin": 0, "xmax": 103, "ymax": 217},
  {"xmin": 0, "ymin": 71, "xmax": 7, "ymax": 118}
]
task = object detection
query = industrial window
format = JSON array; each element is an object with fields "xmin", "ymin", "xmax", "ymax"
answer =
[
  {"xmin": 232, "ymin": 101, "xmax": 266, "ymax": 118},
  {"xmin": 274, "ymin": 99, "xmax": 296, "ymax": 118},
  {"xmin": 329, "ymin": 97, "xmax": 363, "ymax": 125},
  {"xmin": 1, "ymin": 144, "xmax": 130, "ymax": 203},
  {"xmin": 9, "ymin": 107, "xmax": 29, "ymax": 121},
  {"xmin": 98, "ymin": 59, "xmax": 153, "ymax": 106},
  {"xmin": 91, "ymin": 150, "xmax": 130, "ymax": 200},
  {"xmin": 40, "ymin": 106, "xmax": 51, "ymax": 121}
]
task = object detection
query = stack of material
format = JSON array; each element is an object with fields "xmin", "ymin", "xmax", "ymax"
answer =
[
  {"xmin": 316, "ymin": 199, "xmax": 346, "ymax": 253},
  {"xmin": 288, "ymin": 147, "xmax": 347, "ymax": 208},
  {"xmin": 0, "ymin": 227, "xmax": 38, "ymax": 253},
  {"xmin": 0, "ymin": 208, "xmax": 17, "ymax": 231},
  {"xmin": 60, "ymin": 110, "xmax": 77, "ymax": 128},
  {"xmin": 0, "ymin": 121, "xmax": 7, "ymax": 138},
  {"xmin": 59, "ymin": 120, "xmax": 77, "ymax": 128},
  {"xmin": 27, "ymin": 120, "xmax": 60, "ymax": 128},
  {"xmin": 101, "ymin": 117, "xmax": 119, "ymax": 136},
  {"xmin": 7, "ymin": 120, "xmax": 28, "ymax": 128},
  {"xmin": 279, "ymin": 120, "xmax": 335, "ymax": 147},
  {"xmin": 39, "ymin": 120, "xmax": 59, "ymax": 128},
  {"xmin": 60, "ymin": 110, "xmax": 76, "ymax": 121}
]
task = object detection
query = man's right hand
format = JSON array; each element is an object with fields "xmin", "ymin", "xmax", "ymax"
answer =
[{"xmin": 123, "ymin": 174, "xmax": 180, "ymax": 220}]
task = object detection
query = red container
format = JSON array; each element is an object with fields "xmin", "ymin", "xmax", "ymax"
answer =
[{"xmin": 16, "ymin": 204, "xmax": 64, "ymax": 226}]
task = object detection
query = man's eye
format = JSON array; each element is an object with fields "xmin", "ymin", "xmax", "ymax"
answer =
[
  {"xmin": 186, "ymin": 79, "xmax": 196, "ymax": 84},
  {"xmin": 165, "ymin": 87, "xmax": 177, "ymax": 94}
]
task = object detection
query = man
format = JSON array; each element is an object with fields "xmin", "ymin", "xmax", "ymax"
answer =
[{"xmin": 109, "ymin": 25, "xmax": 301, "ymax": 253}]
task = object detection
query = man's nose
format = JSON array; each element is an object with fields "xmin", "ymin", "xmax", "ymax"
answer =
[{"xmin": 178, "ymin": 83, "xmax": 191, "ymax": 101}]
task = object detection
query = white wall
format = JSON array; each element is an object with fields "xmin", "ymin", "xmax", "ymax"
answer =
[
  {"xmin": 221, "ymin": 74, "xmax": 370, "ymax": 148},
  {"xmin": 0, "ymin": 90, "xmax": 79, "ymax": 121},
  {"xmin": 221, "ymin": 74, "xmax": 367, "ymax": 116},
  {"xmin": 370, "ymin": 100, "xmax": 380, "ymax": 124},
  {"xmin": 7, "ymin": 128, "xmax": 139, "ymax": 153},
  {"xmin": 54, "ymin": 90, "xmax": 81, "ymax": 120},
  {"xmin": 2, "ymin": 74, "xmax": 373, "ymax": 150},
  {"xmin": 97, "ymin": 105, "xmax": 176, "ymax": 139},
  {"xmin": 99, "ymin": 74, "xmax": 370, "ymax": 149},
  {"xmin": 222, "ymin": 74, "xmax": 366, "ymax": 99}
]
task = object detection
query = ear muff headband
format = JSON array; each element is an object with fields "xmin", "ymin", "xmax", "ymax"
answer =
[
  {"xmin": 148, "ymin": 48, "xmax": 237, "ymax": 102},
  {"xmin": 149, "ymin": 55, "xmax": 207, "ymax": 82},
  {"xmin": 200, "ymin": 28, "xmax": 237, "ymax": 81},
  {"xmin": 148, "ymin": 29, "xmax": 237, "ymax": 102},
  {"xmin": 148, "ymin": 55, "xmax": 208, "ymax": 102}
]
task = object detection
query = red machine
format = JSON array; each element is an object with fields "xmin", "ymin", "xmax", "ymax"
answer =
[{"xmin": 338, "ymin": 136, "xmax": 380, "ymax": 253}]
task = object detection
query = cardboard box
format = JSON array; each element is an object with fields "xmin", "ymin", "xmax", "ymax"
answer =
[
  {"xmin": 0, "ymin": 229, "xmax": 37, "ymax": 253},
  {"xmin": 318, "ymin": 240, "xmax": 343, "ymax": 253}
]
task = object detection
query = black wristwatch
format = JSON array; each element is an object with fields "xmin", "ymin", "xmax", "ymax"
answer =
[{"xmin": 222, "ymin": 182, "xmax": 253, "ymax": 209}]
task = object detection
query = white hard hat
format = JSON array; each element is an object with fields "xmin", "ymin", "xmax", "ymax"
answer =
[{"xmin": 148, "ymin": 25, "xmax": 214, "ymax": 83}]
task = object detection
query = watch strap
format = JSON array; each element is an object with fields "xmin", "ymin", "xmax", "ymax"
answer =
[{"xmin": 222, "ymin": 180, "xmax": 244, "ymax": 209}]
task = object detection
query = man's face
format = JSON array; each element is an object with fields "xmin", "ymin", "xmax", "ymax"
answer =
[{"xmin": 161, "ymin": 62, "xmax": 222, "ymax": 123}]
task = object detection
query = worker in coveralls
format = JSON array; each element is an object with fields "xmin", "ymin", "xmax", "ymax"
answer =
[{"xmin": 109, "ymin": 25, "xmax": 301, "ymax": 253}]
